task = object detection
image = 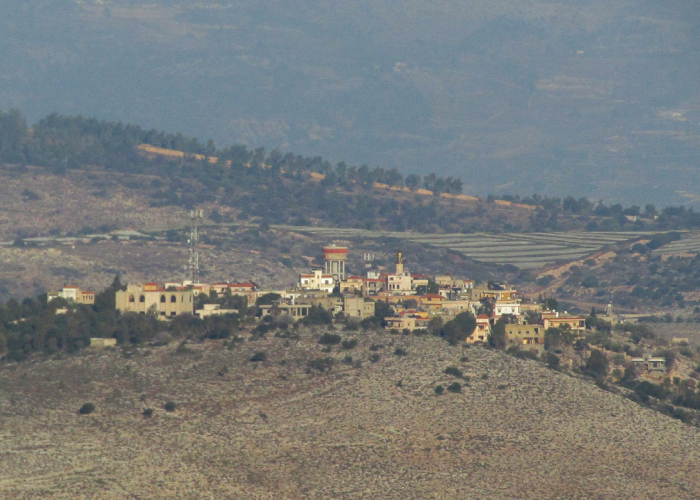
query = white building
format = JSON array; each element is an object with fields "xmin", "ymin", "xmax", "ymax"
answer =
[
  {"xmin": 494, "ymin": 299, "xmax": 521, "ymax": 318},
  {"xmin": 299, "ymin": 269, "xmax": 335, "ymax": 293}
]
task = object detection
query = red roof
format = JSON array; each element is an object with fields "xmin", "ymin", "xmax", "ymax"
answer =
[
  {"xmin": 477, "ymin": 314, "xmax": 490, "ymax": 320},
  {"xmin": 322, "ymin": 247, "xmax": 348, "ymax": 254},
  {"xmin": 347, "ymin": 275, "xmax": 363, "ymax": 280},
  {"xmin": 81, "ymin": 291, "xmax": 94, "ymax": 295},
  {"xmin": 423, "ymin": 294, "xmax": 443, "ymax": 299}
]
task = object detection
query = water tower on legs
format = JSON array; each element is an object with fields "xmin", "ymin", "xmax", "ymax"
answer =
[{"xmin": 323, "ymin": 245, "xmax": 348, "ymax": 281}]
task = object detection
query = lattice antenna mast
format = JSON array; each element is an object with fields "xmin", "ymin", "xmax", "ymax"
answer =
[{"xmin": 188, "ymin": 209, "xmax": 204, "ymax": 283}]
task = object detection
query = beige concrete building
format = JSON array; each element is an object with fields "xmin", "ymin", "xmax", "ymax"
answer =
[
  {"xmin": 116, "ymin": 284, "xmax": 195, "ymax": 319},
  {"xmin": 468, "ymin": 314, "xmax": 491, "ymax": 343},
  {"xmin": 90, "ymin": 338, "xmax": 117, "ymax": 348},
  {"xmin": 344, "ymin": 297, "xmax": 375, "ymax": 319},
  {"xmin": 259, "ymin": 303, "xmax": 311, "ymax": 318},
  {"xmin": 542, "ymin": 312, "xmax": 586, "ymax": 334},
  {"xmin": 195, "ymin": 303, "xmax": 239, "ymax": 318},
  {"xmin": 506, "ymin": 324, "xmax": 544, "ymax": 346}
]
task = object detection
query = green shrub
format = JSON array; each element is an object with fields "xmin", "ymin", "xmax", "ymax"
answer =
[
  {"xmin": 307, "ymin": 357, "xmax": 335, "ymax": 372},
  {"xmin": 369, "ymin": 353, "xmax": 381, "ymax": 363},
  {"xmin": 434, "ymin": 385, "xmax": 445, "ymax": 395},
  {"xmin": 318, "ymin": 333, "xmax": 342, "ymax": 345},
  {"xmin": 369, "ymin": 344, "xmax": 384, "ymax": 351},
  {"xmin": 545, "ymin": 352, "xmax": 560, "ymax": 369},
  {"xmin": 143, "ymin": 408, "xmax": 154, "ymax": 418},
  {"xmin": 447, "ymin": 382, "xmax": 462, "ymax": 393},
  {"xmin": 250, "ymin": 351, "xmax": 268, "ymax": 362},
  {"xmin": 444, "ymin": 366, "xmax": 463, "ymax": 378},
  {"xmin": 342, "ymin": 355, "xmax": 354, "ymax": 365},
  {"xmin": 341, "ymin": 339, "xmax": 358, "ymax": 350},
  {"xmin": 394, "ymin": 347, "xmax": 407, "ymax": 356},
  {"xmin": 79, "ymin": 402, "xmax": 95, "ymax": 415},
  {"xmin": 164, "ymin": 401, "xmax": 177, "ymax": 412}
]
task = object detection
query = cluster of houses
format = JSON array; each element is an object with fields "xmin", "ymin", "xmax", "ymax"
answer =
[
  {"xmin": 49, "ymin": 244, "xmax": 678, "ymax": 379},
  {"xmin": 48, "ymin": 245, "xmax": 591, "ymax": 353}
]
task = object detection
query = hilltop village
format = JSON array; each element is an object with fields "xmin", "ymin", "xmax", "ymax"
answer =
[
  {"xmin": 47, "ymin": 244, "xmax": 689, "ymax": 386},
  {"xmin": 51, "ymin": 245, "xmax": 587, "ymax": 348}
]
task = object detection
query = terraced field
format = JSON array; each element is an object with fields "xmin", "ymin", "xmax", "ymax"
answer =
[
  {"xmin": 652, "ymin": 234, "xmax": 700, "ymax": 256},
  {"xmin": 273, "ymin": 225, "xmax": 657, "ymax": 269}
]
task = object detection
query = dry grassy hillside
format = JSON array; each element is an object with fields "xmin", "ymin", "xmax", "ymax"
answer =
[
  {"xmin": 0, "ymin": 168, "xmax": 187, "ymax": 240},
  {"xmin": 1, "ymin": 333, "xmax": 699, "ymax": 499}
]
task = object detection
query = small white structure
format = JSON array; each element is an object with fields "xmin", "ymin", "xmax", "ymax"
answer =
[{"xmin": 195, "ymin": 303, "xmax": 239, "ymax": 319}]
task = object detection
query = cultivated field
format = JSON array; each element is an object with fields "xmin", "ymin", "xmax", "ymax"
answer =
[
  {"xmin": 1, "ymin": 333, "xmax": 699, "ymax": 499},
  {"xmin": 653, "ymin": 234, "xmax": 700, "ymax": 256},
  {"xmin": 276, "ymin": 225, "xmax": 656, "ymax": 269}
]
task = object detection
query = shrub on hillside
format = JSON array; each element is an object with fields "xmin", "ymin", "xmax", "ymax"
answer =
[
  {"xmin": 79, "ymin": 403, "xmax": 95, "ymax": 415},
  {"xmin": 318, "ymin": 333, "xmax": 342, "ymax": 345},
  {"xmin": 164, "ymin": 401, "xmax": 177, "ymax": 412},
  {"xmin": 250, "ymin": 351, "xmax": 267, "ymax": 362},
  {"xmin": 341, "ymin": 339, "xmax": 358, "ymax": 350},
  {"xmin": 447, "ymin": 382, "xmax": 462, "ymax": 393},
  {"xmin": 307, "ymin": 357, "xmax": 335, "ymax": 372}
]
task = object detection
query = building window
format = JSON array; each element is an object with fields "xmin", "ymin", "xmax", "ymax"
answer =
[
  {"xmin": 171, "ymin": 311, "xmax": 176, "ymax": 316},
  {"xmin": 129, "ymin": 295, "xmax": 135, "ymax": 303},
  {"xmin": 139, "ymin": 295, "xmax": 145, "ymax": 303},
  {"xmin": 160, "ymin": 295, "xmax": 166, "ymax": 303},
  {"xmin": 171, "ymin": 295, "xmax": 177, "ymax": 303}
]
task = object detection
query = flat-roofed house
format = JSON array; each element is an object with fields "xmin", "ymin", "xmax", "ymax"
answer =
[
  {"xmin": 506, "ymin": 324, "xmax": 544, "ymax": 346},
  {"xmin": 116, "ymin": 283, "xmax": 195, "ymax": 319}
]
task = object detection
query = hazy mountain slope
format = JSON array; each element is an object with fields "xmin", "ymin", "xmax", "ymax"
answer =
[
  {"xmin": 1, "ymin": 0, "xmax": 699, "ymax": 204},
  {"xmin": 1, "ymin": 335, "xmax": 699, "ymax": 499}
]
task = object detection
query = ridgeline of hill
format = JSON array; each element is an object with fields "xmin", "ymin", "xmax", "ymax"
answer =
[{"xmin": 3, "ymin": 110, "xmax": 700, "ymax": 237}]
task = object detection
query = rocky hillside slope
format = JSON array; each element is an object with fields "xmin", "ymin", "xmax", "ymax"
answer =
[{"xmin": 1, "ymin": 332, "xmax": 699, "ymax": 499}]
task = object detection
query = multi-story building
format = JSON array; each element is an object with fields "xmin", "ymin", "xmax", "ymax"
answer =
[
  {"xmin": 299, "ymin": 269, "xmax": 335, "ymax": 293},
  {"xmin": 343, "ymin": 296, "xmax": 375, "ymax": 319},
  {"xmin": 542, "ymin": 311, "xmax": 586, "ymax": 335},
  {"xmin": 340, "ymin": 275, "xmax": 364, "ymax": 294},
  {"xmin": 506, "ymin": 324, "xmax": 544, "ymax": 346},
  {"xmin": 467, "ymin": 314, "xmax": 491, "ymax": 343},
  {"xmin": 494, "ymin": 299, "xmax": 522, "ymax": 318},
  {"xmin": 115, "ymin": 284, "xmax": 195, "ymax": 319}
]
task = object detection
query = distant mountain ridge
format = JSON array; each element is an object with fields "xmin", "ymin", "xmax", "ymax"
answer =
[{"xmin": 0, "ymin": 0, "xmax": 698, "ymax": 205}]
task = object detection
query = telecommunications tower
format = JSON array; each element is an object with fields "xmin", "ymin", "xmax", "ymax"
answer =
[{"xmin": 188, "ymin": 209, "xmax": 204, "ymax": 283}]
